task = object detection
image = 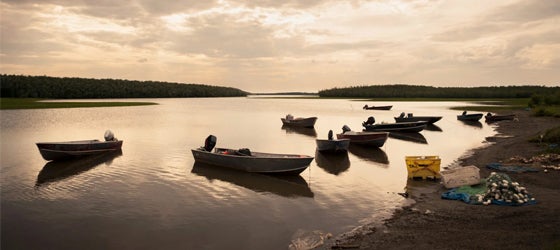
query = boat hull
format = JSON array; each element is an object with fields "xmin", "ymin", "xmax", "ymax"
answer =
[
  {"xmin": 336, "ymin": 131, "xmax": 389, "ymax": 147},
  {"xmin": 36, "ymin": 140, "xmax": 123, "ymax": 161},
  {"xmin": 191, "ymin": 148, "xmax": 313, "ymax": 175},
  {"xmin": 280, "ymin": 117, "xmax": 317, "ymax": 128},
  {"xmin": 315, "ymin": 139, "xmax": 350, "ymax": 153},
  {"xmin": 394, "ymin": 116, "xmax": 442, "ymax": 124},
  {"xmin": 457, "ymin": 113, "xmax": 483, "ymax": 121},
  {"xmin": 363, "ymin": 122, "xmax": 426, "ymax": 133},
  {"xmin": 485, "ymin": 114, "xmax": 516, "ymax": 122},
  {"xmin": 363, "ymin": 105, "xmax": 392, "ymax": 110}
]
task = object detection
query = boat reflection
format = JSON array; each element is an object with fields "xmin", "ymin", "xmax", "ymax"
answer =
[
  {"xmin": 36, "ymin": 150, "xmax": 122, "ymax": 186},
  {"xmin": 191, "ymin": 162, "xmax": 314, "ymax": 198},
  {"xmin": 425, "ymin": 124, "xmax": 442, "ymax": 132},
  {"xmin": 460, "ymin": 120, "xmax": 483, "ymax": 128},
  {"xmin": 389, "ymin": 132, "xmax": 428, "ymax": 144},
  {"xmin": 281, "ymin": 125, "xmax": 317, "ymax": 138},
  {"xmin": 315, "ymin": 150, "xmax": 351, "ymax": 175},
  {"xmin": 348, "ymin": 145, "xmax": 389, "ymax": 165}
]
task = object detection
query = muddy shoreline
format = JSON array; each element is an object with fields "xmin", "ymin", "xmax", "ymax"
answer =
[{"xmin": 329, "ymin": 110, "xmax": 560, "ymax": 249}]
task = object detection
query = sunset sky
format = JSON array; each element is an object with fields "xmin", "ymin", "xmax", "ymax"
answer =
[{"xmin": 1, "ymin": 0, "xmax": 559, "ymax": 92}]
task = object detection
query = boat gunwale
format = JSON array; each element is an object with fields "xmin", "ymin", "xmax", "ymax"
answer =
[
  {"xmin": 363, "ymin": 123, "xmax": 426, "ymax": 132},
  {"xmin": 192, "ymin": 148, "xmax": 313, "ymax": 160},
  {"xmin": 38, "ymin": 148, "xmax": 122, "ymax": 155}
]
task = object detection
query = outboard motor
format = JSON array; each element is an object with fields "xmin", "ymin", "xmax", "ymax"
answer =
[
  {"xmin": 104, "ymin": 130, "xmax": 115, "ymax": 141},
  {"xmin": 328, "ymin": 130, "xmax": 334, "ymax": 140},
  {"xmin": 342, "ymin": 125, "xmax": 351, "ymax": 133},
  {"xmin": 204, "ymin": 135, "xmax": 217, "ymax": 152},
  {"xmin": 363, "ymin": 116, "xmax": 376, "ymax": 126},
  {"xmin": 486, "ymin": 112, "xmax": 492, "ymax": 117}
]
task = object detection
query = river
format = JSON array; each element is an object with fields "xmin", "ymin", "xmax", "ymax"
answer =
[{"xmin": 0, "ymin": 97, "xmax": 495, "ymax": 249}]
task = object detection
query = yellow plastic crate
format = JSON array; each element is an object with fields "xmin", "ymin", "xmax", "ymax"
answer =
[{"xmin": 405, "ymin": 156, "xmax": 441, "ymax": 179}]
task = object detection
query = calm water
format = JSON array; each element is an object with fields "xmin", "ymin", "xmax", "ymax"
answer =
[{"xmin": 1, "ymin": 97, "xmax": 495, "ymax": 249}]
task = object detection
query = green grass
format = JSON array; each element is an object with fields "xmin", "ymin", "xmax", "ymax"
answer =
[
  {"xmin": 448, "ymin": 99, "xmax": 530, "ymax": 112},
  {"xmin": 0, "ymin": 98, "xmax": 158, "ymax": 110},
  {"xmin": 532, "ymin": 106, "xmax": 560, "ymax": 118},
  {"xmin": 529, "ymin": 126, "xmax": 560, "ymax": 154}
]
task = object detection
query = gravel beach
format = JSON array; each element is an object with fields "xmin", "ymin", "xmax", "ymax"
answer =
[{"xmin": 329, "ymin": 110, "xmax": 560, "ymax": 250}]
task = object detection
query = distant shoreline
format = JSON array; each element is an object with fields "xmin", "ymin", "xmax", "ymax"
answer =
[
  {"xmin": 1, "ymin": 97, "xmax": 527, "ymax": 111},
  {"xmin": 0, "ymin": 98, "xmax": 158, "ymax": 110}
]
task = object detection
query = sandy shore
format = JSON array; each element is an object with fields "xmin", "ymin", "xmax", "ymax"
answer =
[{"xmin": 329, "ymin": 110, "xmax": 560, "ymax": 249}]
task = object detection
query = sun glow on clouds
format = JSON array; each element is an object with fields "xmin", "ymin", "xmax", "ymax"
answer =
[
  {"xmin": 41, "ymin": 6, "xmax": 135, "ymax": 34},
  {"xmin": 516, "ymin": 44, "xmax": 560, "ymax": 69},
  {"xmin": 1, "ymin": 0, "xmax": 559, "ymax": 92}
]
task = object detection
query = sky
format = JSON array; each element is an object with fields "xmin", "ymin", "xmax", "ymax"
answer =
[{"xmin": 1, "ymin": 0, "xmax": 559, "ymax": 93}]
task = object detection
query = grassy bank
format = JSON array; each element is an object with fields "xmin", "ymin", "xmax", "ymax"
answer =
[
  {"xmin": 449, "ymin": 98, "xmax": 529, "ymax": 112},
  {"xmin": 448, "ymin": 98, "xmax": 559, "ymax": 117},
  {"xmin": 0, "ymin": 98, "xmax": 158, "ymax": 110}
]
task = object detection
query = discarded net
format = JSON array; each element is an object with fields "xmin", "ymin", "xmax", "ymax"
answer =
[{"xmin": 442, "ymin": 172, "xmax": 536, "ymax": 206}]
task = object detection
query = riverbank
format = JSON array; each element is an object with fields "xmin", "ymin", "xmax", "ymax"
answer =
[{"xmin": 329, "ymin": 110, "xmax": 560, "ymax": 249}]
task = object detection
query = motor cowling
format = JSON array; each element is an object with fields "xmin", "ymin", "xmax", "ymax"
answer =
[
  {"xmin": 104, "ymin": 130, "xmax": 115, "ymax": 141},
  {"xmin": 364, "ymin": 116, "xmax": 375, "ymax": 125},
  {"xmin": 204, "ymin": 135, "xmax": 217, "ymax": 152}
]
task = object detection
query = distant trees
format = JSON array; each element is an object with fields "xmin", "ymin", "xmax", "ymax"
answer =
[
  {"xmin": 528, "ymin": 91, "xmax": 560, "ymax": 117},
  {"xmin": 529, "ymin": 92, "xmax": 560, "ymax": 107},
  {"xmin": 318, "ymin": 84, "xmax": 559, "ymax": 99},
  {"xmin": 0, "ymin": 74, "xmax": 247, "ymax": 98}
]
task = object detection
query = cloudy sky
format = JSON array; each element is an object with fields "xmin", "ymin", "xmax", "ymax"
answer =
[{"xmin": 1, "ymin": 0, "xmax": 559, "ymax": 92}]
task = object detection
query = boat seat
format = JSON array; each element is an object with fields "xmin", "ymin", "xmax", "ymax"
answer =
[{"xmin": 235, "ymin": 148, "xmax": 252, "ymax": 156}]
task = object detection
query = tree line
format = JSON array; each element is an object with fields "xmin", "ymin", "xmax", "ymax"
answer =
[
  {"xmin": 318, "ymin": 84, "xmax": 559, "ymax": 99},
  {"xmin": 0, "ymin": 74, "xmax": 248, "ymax": 98}
]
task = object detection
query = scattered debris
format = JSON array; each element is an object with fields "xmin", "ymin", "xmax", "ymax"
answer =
[
  {"xmin": 504, "ymin": 153, "xmax": 560, "ymax": 171},
  {"xmin": 397, "ymin": 192, "xmax": 409, "ymax": 198},
  {"xmin": 289, "ymin": 230, "xmax": 332, "ymax": 250},
  {"xmin": 506, "ymin": 153, "xmax": 560, "ymax": 165}
]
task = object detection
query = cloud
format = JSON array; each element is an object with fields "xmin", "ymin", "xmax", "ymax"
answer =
[
  {"xmin": 1, "ymin": 0, "xmax": 558, "ymax": 92},
  {"xmin": 492, "ymin": 0, "xmax": 560, "ymax": 22},
  {"xmin": 432, "ymin": 1, "xmax": 560, "ymax": 42}
]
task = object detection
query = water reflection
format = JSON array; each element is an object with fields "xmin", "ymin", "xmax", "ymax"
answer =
[
  {"xmin": 425, "ymin": 124, "xmax": 443, "ymax": 132},
  {"xmin": 281, "ymin": 125, "xmax": 317, "ymax": 138},
  {"xmin": 36, "ymin": 150, "xmax": 122, "ymax": 186},
  {"xmin": 348, "ymin": 145, "xmax": 389, "ymax": 165},
  {"xmin": 191, "ymin": 162, "xmax": 314, "ymax": 198},
  {"xmin": 388, "ymin": 132, "xmax": 428, "ymax": 144},
  {"xmin": 314, "ymin": 151, "xmax": 351, "ymax": 175},
  {"xmin": 404, "ymin": 177, "xmax": 440, "ymax": 198},
  {"xmin": 460, "ymin": 120, "xmax": 483, "ymax": 128}
]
